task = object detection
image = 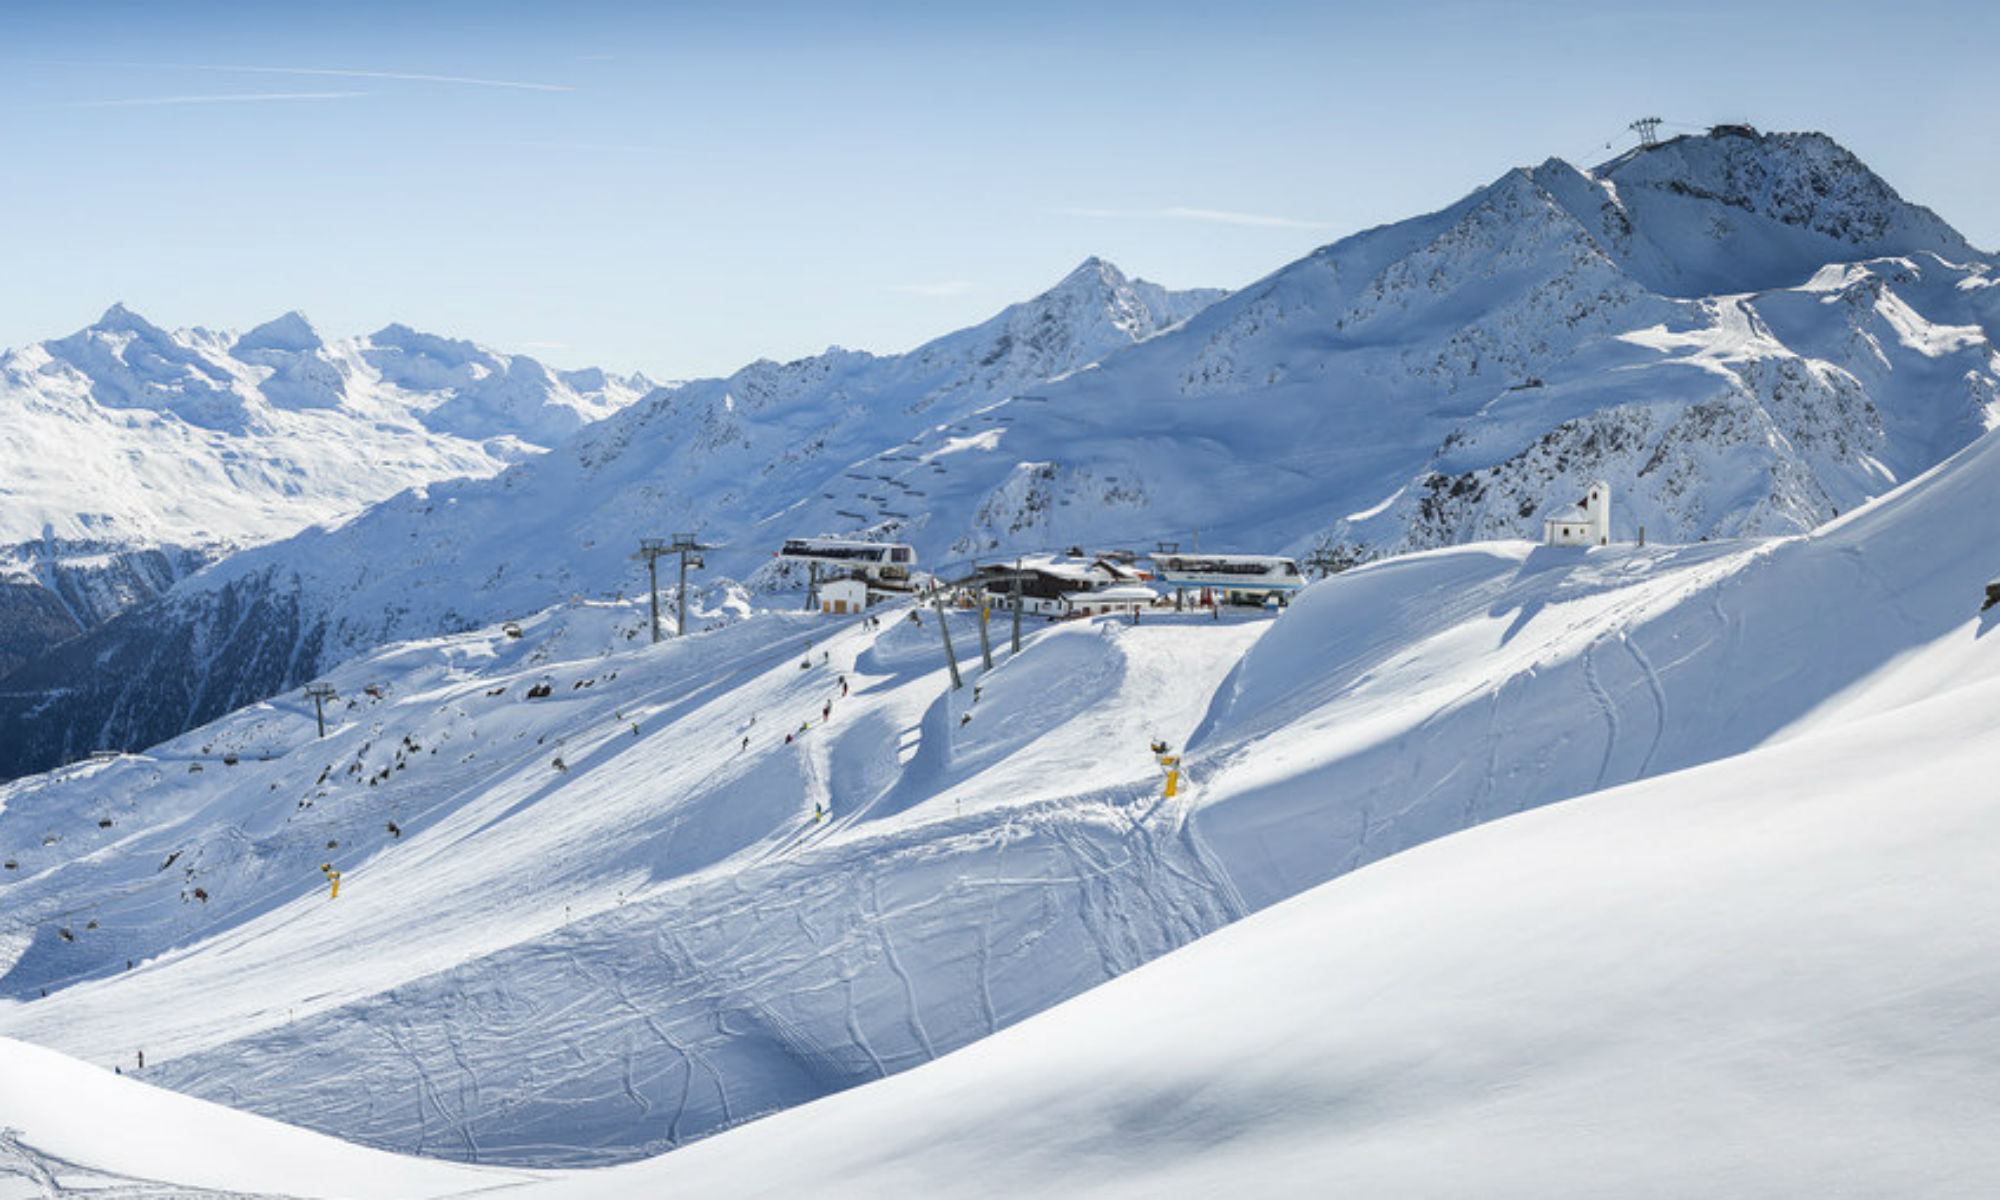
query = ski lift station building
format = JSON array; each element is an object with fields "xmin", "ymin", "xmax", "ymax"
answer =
[
  {"xmin": 973, "ymin": 554, "xmax": 1153, "ymax": 617},
  {"xmin": 1146, "ymin": 553, "xmax": 1305, "ymax": 605},
  {"xmin": 774, "ymin": 538, "xmax": 921, "ymax": 614},
  {"xmin": 1543, "ymin": 481, "xmax": 1612, "ymax": 547},
  {"xmin": 776, "ymin": 537, "xmax": 916, "ymax": 582}
]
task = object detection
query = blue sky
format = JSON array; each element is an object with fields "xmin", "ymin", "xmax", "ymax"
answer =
[{"xmin": 3, "ymin": 0, "xmax": 1994, "ymax": 379}]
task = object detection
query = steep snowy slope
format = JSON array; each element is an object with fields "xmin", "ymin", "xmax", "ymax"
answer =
[
  {"xmin": 0, "ymin": 305, "xmax": 650, "ymax": 671},
  {"xmin": 7, "ymin": 406, "xmax": 2000, "ymax": 1169},
  {"xmin": 17, "ymin": 647, "xmax": 2000, "ymax": 1200},
  {"xmin": 0, "ymin": 1037, "xmax": 534, "ymax": 1198},
  {"xmin": 0, "ymin": 260, "xmax": 1222, "ymax": 779},
  {"xmin": 532, "ymin": 661, "xmax": 2000, "ymax": 1200}
]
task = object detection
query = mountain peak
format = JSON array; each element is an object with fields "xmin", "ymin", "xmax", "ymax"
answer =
[
  {"xmin": 233, "ymin": 310, "xmax": 323, "ymax": 357},
  {"xmin": 1054, "ymin": 256, "xmax": 1128, "ymax": 291},
  {"xmin": 89, "ymin": 302, "xmax": 166, "ymax": 337},
  {"xmin": 367, "ymin": 323, "xmax": 486, "ymax": 368},
  {"xmin": 1593, "ymin": 127, "xmax": 1976, "ymax": 259}
]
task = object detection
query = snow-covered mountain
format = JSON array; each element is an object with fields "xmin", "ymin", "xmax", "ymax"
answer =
[
  {"xmin": 915, "ymin": 129, "xmax": 1996, "ymax": 567},
  {"xmin": 7, "ymin": 124, "xmax": 2000, "ymax": 1199},
  {"xmin": 3, "ymin": 128, "xmax": 1994, "ymax": 790},
  {"xmin": 0, "ymin": 305, "xmax": 652, "ymax": 673},
  {"xmin": 7, "ymin": 371, "xmax": 2000, "ymax": 1172},
  {"xmin": 0, "ymin": 261, "xmax": 1224, "ymax": 779}
]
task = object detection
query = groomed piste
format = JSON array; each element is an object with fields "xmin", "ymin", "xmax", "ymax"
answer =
[{"xmin": 8, "ymin": 410, "xmax": 2000, "ymax": 1193}]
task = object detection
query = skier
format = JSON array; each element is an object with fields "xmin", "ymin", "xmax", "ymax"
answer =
[
  {"xmin": 822, "ymin": 700, "xmax": 832, "ymax": 721},
  {"xmin": 814, "ymin": 802, "xmax": 825, "ymax": 823},
  {"xmin": 838, "ymin": 675, "xmax": 848, "ymax": 697},
  {"xmin": 741, "ymin": 735, "xmax": 750, "ymax": 752},
  {"xmin": 137, "ymin": 1050, "xmax": 144, "ymax": 1070}
]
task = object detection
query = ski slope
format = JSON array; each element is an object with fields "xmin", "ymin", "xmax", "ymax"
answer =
[
  {"xmin": 11, "ymin": 504, "xmax": 2000, "ymax": 1194},
  {"xmin": 0, "ymin": 598, "xmax": 1268, "ymax": 1165},
  {"xmin": 529, "ymin": 647, "xmax": 2000, "ymax": 1199},
  {"xmin": 0, "ymin": 1036, "xmax": 533, "ymax": 1198},
  {"xmin": 7, "ymin": 416, "xmax": 2000, "ymax": 1172}
]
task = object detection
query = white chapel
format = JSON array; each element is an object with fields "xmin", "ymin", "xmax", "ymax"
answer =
[{"xmin": 1543, "ymin": 481, "xmax": 1611, "ymax": 547}]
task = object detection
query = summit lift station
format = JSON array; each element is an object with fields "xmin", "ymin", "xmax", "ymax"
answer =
[
  {"xmin": 775, "ymin": 538, "xmax": 916, "ymax": 581},
  {"xmin": 1147, "ymin": 553, "xmax": 1305, "ymax": 606}
]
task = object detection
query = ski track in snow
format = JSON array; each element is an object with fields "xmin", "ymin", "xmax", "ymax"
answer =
[
  {"xmin": 1621, "ymin": 630, "xmax": 1669, "ymax": 778},
  {"xmin": 0, "ymin": 1124, "xmax": 275, "ymax": 1198},
  {"xmin": 12, "ymin": 437, "xmax": 2000, "ymax": 1168}
]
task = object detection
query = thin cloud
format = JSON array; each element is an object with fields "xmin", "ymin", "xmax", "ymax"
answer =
[
  {"xmin": 1057, "ymin": 205, "xmax": 1333, "ymax": 231},
  {"xmin": 21, "ymin": 59, "xmax": 573, "ymax": 93},
  {"xmin": 174, "ymin": 63, "xmax": 571, "ymax": 93},
  {"xmin": 71, "ymin": 91, "xmax": 365, "ymax": 108},
  {"xmin": 888, "ymin": 281, "xmax": 977, "ymax": 298},
  {"xmin": 513, "ymin": 140, "xmax": 659, "ymax": 154}
]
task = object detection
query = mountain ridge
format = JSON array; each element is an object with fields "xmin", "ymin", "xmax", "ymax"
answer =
[
  {"xmin": 0, "ymin": 307, "xmax": 654, "ymax": 673},
  {"xmin": 2, "ymin": 129, "xmax": 1994, "ymax": 783}
]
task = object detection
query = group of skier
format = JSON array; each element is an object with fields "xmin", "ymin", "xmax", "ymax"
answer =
[
  {"xmin": 775, "ymin": 665, "xmax": 848, "ymax": 748},
  {"xmin": 731, "ymin": 652, "xmax": 856, "ymax": 828}
]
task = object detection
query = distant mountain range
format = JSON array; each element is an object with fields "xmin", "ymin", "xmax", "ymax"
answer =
[
  {"xmin": 2, "ymin": 127, "xmax": 1994, "ymax": 781},
  {"xmin": 0, "ymin": 306, "xmax": 652, "ymax": 673}
]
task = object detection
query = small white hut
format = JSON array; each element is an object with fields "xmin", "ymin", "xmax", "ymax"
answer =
[
  {"xmin": 818, "ymin": 576, "xmax": 870, "ymax": 615},
  {"xmin": 1544, "ymin": 481, "xmax": 1611, "ymax": 547}
]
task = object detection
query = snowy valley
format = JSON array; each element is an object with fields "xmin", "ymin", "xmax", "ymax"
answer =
[{"xmin": 4, "ymin": 126, "xmax": 2000, "ymax": 1197}]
